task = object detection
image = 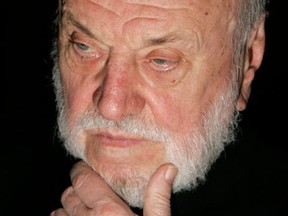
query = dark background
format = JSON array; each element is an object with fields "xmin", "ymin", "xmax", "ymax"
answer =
[{"xmin": 1, "ymin": 1, "xmax": 286, "ymax": 215}]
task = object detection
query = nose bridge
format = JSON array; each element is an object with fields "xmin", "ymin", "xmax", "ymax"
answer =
[
  {"xmin": 108, "ymin": 56, "xmax": 130, "ymax": 81},
  {"xmin": 105, "ymin": 52, "xmax": 133, "ymax": 99},
  {"xmin": 96, "ymin": 53, "xmax": 144, "ymax": 121},
  {"xmin": 104, "ymin": 69, "xmax": 127, "ymax": 100}
]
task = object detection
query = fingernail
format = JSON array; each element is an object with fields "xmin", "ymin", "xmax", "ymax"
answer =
[{"xmin": 165, "ymin": 166, "xmax": 178, "ymax": 184}]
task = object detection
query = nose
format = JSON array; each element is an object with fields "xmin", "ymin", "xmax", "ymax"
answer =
[{"xmin": 95, "ymin": 57, "xmax": 145, "ymax": 121}]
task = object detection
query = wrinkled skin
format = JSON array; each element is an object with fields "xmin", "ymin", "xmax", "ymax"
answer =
[{"xmin": 50, "ymin": 0, "xmax": 266, "ymax": 215}]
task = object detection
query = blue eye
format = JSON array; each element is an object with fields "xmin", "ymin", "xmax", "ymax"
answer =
[
  {"xmin": 151, "ymin": 58, "xmax": 168, "ymax": 65},
  {"xmin": 74, "ymin": 42, "xmax": 92, "ymax": 52},
  {"xmin": 70, "ymin": 40, "xmax": 102, "ymax": 60},
  {"xmin": 148, "ymin": 58, "xmax": 178, "ymax": 72}
]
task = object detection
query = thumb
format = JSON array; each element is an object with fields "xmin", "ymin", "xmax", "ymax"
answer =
[{"xmin": 143, "ymin": 163, "xmax": 178, "ymax": 216}]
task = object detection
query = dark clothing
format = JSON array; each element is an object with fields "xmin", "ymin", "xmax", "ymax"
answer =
[{"xmin": 131, "ymin": 116, "xmax": 287, "ymax": 215}]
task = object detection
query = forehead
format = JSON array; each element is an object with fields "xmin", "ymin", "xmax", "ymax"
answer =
[
  {"xmin": 63, "ymin": 0, "xmax": 236, "ymax": 11},
  {"xmin": 61, "ymin": 0, "xmax": 237, "ymax": 47},
  {"xmin": 62, "ymin": 0, "xmax": 236, "ymax": 18}
]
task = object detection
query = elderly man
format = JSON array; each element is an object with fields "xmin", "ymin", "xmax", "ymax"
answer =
[{"xmin": 50, "ymin": 0, "xmax": 269, "ymax": 215}]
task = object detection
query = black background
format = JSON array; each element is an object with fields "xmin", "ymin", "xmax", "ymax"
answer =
[{"xmin": 1, "ymin": 1, "xmax": 287, "ymax": 215}]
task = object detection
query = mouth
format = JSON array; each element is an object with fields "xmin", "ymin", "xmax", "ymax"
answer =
[
  {"xmin": 86, "ymin": 128, "xmax": 147, "ymax": 148},
  {"xmin": 84, "ymin": 128, "xmax": 165, "ymax": 170}
]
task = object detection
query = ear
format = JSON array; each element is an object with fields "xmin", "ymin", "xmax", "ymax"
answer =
[{"xmin": 236, "ymin": 16, "xmax": 266, "ymax": 111}]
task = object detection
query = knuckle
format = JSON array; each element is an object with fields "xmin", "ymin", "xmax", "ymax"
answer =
[
  {"xmin": 50, "ymin": 208, "xmax": 67, "ymax": 216},
  {"xmin": 96, "ymin": 202, "xmax": 131, "ymax": 216},
  {"xmin": 60, "ymin": 186, "xmax": 74, "ymax": 203}
]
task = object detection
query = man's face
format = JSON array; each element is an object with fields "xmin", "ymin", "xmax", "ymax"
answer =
[{"xmin": 54, "ymin": 0, "xmax": 241, "ymax": 207}]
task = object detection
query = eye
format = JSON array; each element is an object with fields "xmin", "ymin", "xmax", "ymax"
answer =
[
  {"xmin": 149, "ymin": 58, "xmax": 179, "ymax": 71},
  {"xmin": 67, "ymin": 32, "xmax": 103, "ymax": 60},
  {"xmin": 151, "ymin": 58, "xmax": 167, "ymax": 65},
  {"xmin": 62, "ymin": 31, "xmax": 108, "ymax": 75},
  {"xmin": 139, "ymin": 49, "xmax": 189, "ymax": 87},
  {"xmin": 74, "ymin": 42, "xmax": 94, "ymax": 52},
  {"xmin": 71, "ymin": 41, "xmax": 101, "ymax": 59}
]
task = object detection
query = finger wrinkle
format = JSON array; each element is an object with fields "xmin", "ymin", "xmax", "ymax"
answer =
[{"xmin": 72, "ymin": 170, "xmax": 92, "ymax": 190}]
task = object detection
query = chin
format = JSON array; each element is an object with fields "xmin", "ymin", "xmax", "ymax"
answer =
[{"xmin": 95, "ymin": 163, "xmax": 152, "ymax": 208}]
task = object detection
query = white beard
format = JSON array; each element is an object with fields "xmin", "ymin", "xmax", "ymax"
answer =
[{"xmin": 52, "ymin": 58, "xmax": 241, "ymax": 208}]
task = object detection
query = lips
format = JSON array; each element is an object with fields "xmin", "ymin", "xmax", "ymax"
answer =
[
  {"xmin": 85, "ymin": 128, "xmax": 164, "ymax": 168},
  {"xmin": 87, "ymin": 129, "xmax": 146, "ymax": 148}
]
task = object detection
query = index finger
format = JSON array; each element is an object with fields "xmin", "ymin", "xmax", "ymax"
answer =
[{"xmin": 70, "ymin": 160, "xmax": 135, "ymax": 215}]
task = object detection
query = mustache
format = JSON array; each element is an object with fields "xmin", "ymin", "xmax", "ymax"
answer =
[{"xmin": 76, "ymin": 109, "xmax": 172, "ymax": 143}]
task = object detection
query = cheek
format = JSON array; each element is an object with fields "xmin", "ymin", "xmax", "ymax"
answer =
[
  {"xmin": 147, "ymin": 91, "xmax": 201, "ymax": 134},
  {"xmin": 60, "ymin": 72, "xmax": 96, "ymax": 126}
]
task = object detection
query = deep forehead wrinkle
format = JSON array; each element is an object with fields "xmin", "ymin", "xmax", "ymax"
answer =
[
  {"xmin": 87, "ymin": 0, "xmax": 189, "ymax": 15},
  {"xmin": 86, "ymin": 0, "xmax": 235, "ymax": 15},
  {"xmin": 125, "ymin": 0, "xmax": 192, "ymax": 11}
]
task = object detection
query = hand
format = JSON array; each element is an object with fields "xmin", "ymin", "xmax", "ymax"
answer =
[{"xmin": 50, "ymin": 160, "xmax": 178, "ymax": 216}]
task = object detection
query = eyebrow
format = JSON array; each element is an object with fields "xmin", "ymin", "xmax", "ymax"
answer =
[
  {"xmin": 62, "ymin": 11, "xmax": 96, "ymax": 39},
  {"xmin": 146, "ymin": 36, "xmax": 182, "ymax": 47}
]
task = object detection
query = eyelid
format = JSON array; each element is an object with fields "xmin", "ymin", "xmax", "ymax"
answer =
[
  {"xmin": 69, "ymin": 33, "xmax": 104, "ymax": 59},
  {"xmin": 149, "ymin": 58, "xmax": 179, "ymax": 71},
  {"xmin": 138, "ymin": 48, "xmax": 189, "ymax": 88},
  {"xmin": 73, "ymin": 41, "xmax": 92, "ymax": 51},
  {"xmin": 73, "ymin": 41, "xmax": 100, "ymax": 59},
  {"xmin": 146, "ymin": 49, "xmax": 181, "ymax": 71}
]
